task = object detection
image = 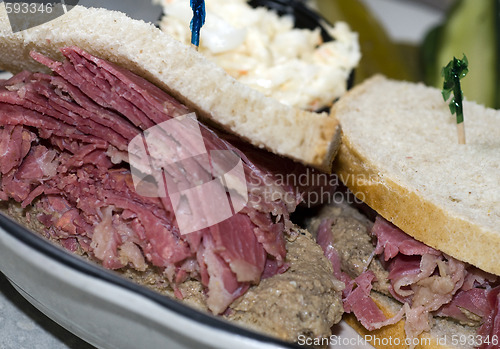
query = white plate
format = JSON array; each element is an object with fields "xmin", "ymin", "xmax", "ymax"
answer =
[{"xmin": 0, "ymin": 1, "xmax": 444, "ymax": 348}]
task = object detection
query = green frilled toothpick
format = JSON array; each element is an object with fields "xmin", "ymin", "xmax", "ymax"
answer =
[{"xmin": 441, "ymin": 55, "xmax": 469, "ymax": 144}]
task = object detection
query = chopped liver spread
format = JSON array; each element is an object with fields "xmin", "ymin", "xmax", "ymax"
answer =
[
  {"xmin": 1, "ymin": 201, "xmax": 344, "ymax": 343},
  {"xmin": 226, "ymin": 229, "xmax": 344, "ymax": 342},
  {"xmin": 306, "ymin": 203, "xmax": 391, "ymax": 296}
]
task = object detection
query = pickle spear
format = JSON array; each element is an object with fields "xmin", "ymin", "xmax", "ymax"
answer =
[
  {"xmin": 315, "ymin": 0, "xmax": 416, "ymax": 84},
  {"xmin": 422, "ymin": 0, "xmax": 499, "ymax": 108}
]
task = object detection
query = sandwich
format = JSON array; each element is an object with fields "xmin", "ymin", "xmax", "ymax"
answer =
[
  {"xmin": 0, "ymin": 4, "xmax": 349, "ymax": 343},
  {"xmin": 307, "ymin": 75, "xmax": 500, "ymax": 348}
]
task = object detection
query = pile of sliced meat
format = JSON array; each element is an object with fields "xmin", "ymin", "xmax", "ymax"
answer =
[
  {"xmin": 318, "ymin": 215, "xmax": 500, "ymax": 349},
  {"xmin": 0, "ymin": 46, "xmax": 309, "ymax": 314}
]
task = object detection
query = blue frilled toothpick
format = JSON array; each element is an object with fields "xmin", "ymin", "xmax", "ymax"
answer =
[{"xmin": 190, "ymin": 0, "xmax": 206, "ymax": 48}]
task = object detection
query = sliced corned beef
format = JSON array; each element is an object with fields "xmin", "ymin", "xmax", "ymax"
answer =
[
  {"xmin": 372, "ymin": 216, "xmax": 440, "ymax": 261},
  {"xmin": 477, "ymin": 287, "xmax": 500, "ymax": 349},
  {"xmin": 316, "ymin": 218, "xmax": 350, "ymax": 285},
  {"xmin": 372, "ymin": 216, "xmax": 499, "ymax": 347},
  {"xmin": 317, "ymin": 212, "xmax": 500, "ymax": 348},
  {"xmin": 0, "ymin": 46, "xmax": 306, "ymax": 314}
]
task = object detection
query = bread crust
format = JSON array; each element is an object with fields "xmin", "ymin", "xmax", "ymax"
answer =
[
  {"xmin": 331, "ymin": 75, "xmax": 500, "ymax": 276},
  {"xmin": 0, "ymin": 5, "xmax": 341, "ymax": 172}
]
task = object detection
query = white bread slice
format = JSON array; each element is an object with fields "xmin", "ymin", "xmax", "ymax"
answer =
[
  {"xmin": 331, "ymin": 75, "xmax": 500, "ymax": 275},
  {"xmin": 0, "ymin": 5, "xmax": 341, "ymax": 172},
  {"xmin": 345, "ymin": 292, "xmax": 477, "ymax": 349}
]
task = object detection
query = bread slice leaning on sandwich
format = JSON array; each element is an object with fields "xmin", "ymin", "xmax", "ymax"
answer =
[
  {"xmin": 0, "ymin": 5, "xmax": 346, "ymax": 343},
  {"xmin": 310, "ymin": 75, "xmax": 500, "ymax": 349},
  {"xmin": 0, "ymin": 5, "xmax": 341, "ymax": 172}
]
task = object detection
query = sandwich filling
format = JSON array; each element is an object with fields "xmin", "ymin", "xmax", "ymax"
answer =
[
  {"xmin": 310, "ymin": 202, "xmax": 500, "ymax": 349},
  {"xmin": 0, "ymin": 46, "xmax": 331, "ymax": 316}
]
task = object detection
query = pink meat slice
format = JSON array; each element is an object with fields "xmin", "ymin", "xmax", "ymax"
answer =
[
  {"xmin": 477, "ymin": 287, "xmax": 500, "ymax": 349},
  {"xmin": 0, "ymin": 46, "xmax": 299, "ymax": 314},
  {"xmin": 372, "ymin": 216, "xmax": 500, "ymax": 346},
  {"xmin": 372, "ymin": 216, "xmax": 440, "ymax": 261}
]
